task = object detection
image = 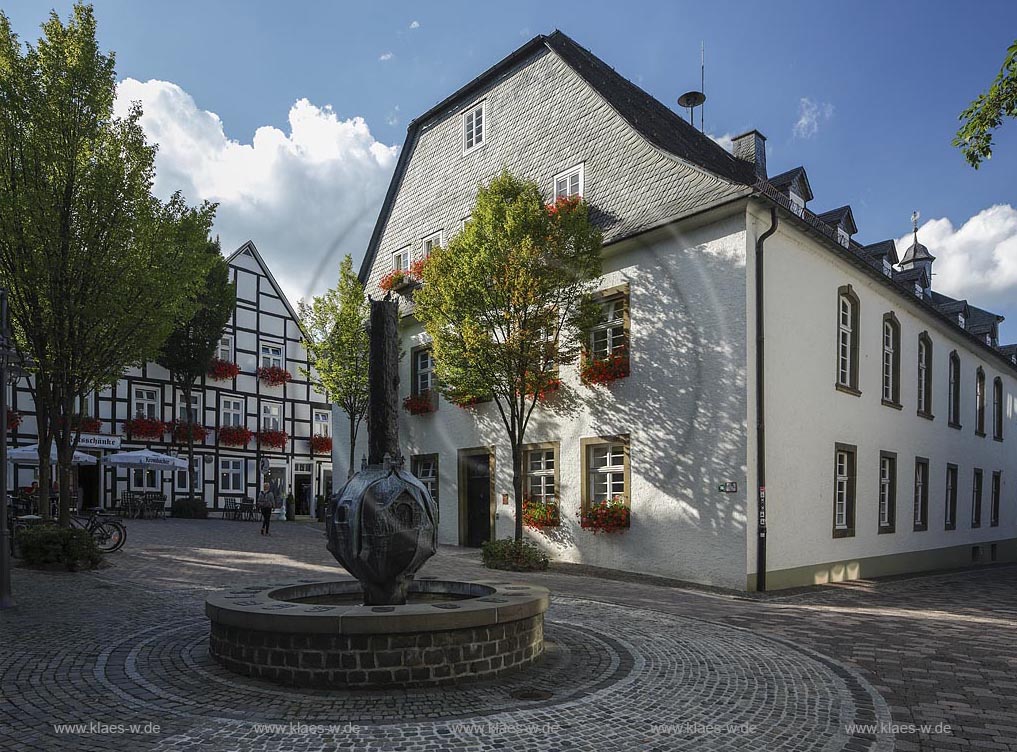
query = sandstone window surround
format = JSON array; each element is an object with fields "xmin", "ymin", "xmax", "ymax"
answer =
[
  {"xmin": 878, "ymin": 451, "xmax": 897, "ymax": 534},
  {"xmin": 523, "ymin": 442, "xmax": 559, "ymax": 504},
  {"xmin": 835, "ymin": 286, "xmax": 860, "ymax": 396},
  {"xmin": 881, "ymin": 312, "xmax": 901, "ymax": 409},
  {"xmin": 993, "ymin": 377, "xmax": 1004, "ymax": 440},
  {"xmin": 917, "ymin": 332, "xmax": 933, "ymax": 419},
  {"xmin": 971, "ymin": 468, "xmax": 983, "ymax": 528},
  {"xmin": 913, "ymin": 457, "xmax": 929, "ymax": 532},
  {"xmin": 975, "ymin": 367, "xmax": 986, "ymax": 437},
  {"xmin": 948, "ymin": 351, "xmax": 962, "ymax": 428},
  {"xmin": 832, "ymin": 443, "xmax": 856, "ymax": 538},
  {"xmin": 945, "ymin": 464, "xmax": 958, "ymax": 531},
  {"xmin": 581, "ymin": 435, "xmax": 630, "ymax": 513}
]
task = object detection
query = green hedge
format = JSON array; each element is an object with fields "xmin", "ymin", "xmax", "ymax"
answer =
[
  {"xmin": 481, "ymin": 538, "xmax": 549, "ymax": 572},
  {"xmin": 16, "ymin": 526, "xmax": 102, "ymax": 571},
  {"xmin": 171, "ymin": 496, "xmax": 208, "ymax": 519}
]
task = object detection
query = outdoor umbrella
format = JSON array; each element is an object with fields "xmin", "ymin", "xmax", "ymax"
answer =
[
  {"xmin": 6, "ymin": 443, "xmax": 98, "ymax": 465},
  {"xmin": 101, "ymin": 449, "xmax": 188, "ymax": 470}
]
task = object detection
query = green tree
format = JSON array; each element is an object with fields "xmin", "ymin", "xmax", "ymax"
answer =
[
  {"xmin": 298, "ymin": 255, "xmax": 369, "ymax": 479},
  {"xmin": 955, "ymin": 39, "xmax": 1017, "ymax": 168},
  {"xmin": 0, "ymin": 4, "xmax": 215, "ymax": 524},
  {"xmin": 413, "ymin": 171, "xmax": 603, "ymax": 541},
  {"xmin": 157, "ymin": 239, "xmax": 236, "ymax": 498}
]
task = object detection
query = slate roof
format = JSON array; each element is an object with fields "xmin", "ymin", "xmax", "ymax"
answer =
[
  {"xmin": 816, "ymin": 206, "xmax": 858, "ymax": 235},
  {"xmin": 900, "ymin": 237, "xmax": 935, "ymax": 265},
  {"xmin": 768, "ymin": 167, "xmax": 814, "ymax": 202},
  {"xmin": 894, "ymin": 267, "xmax": 929, "ymax": 289},
  {"xmin": 862, "ymin": 239, "xmax": 899, "ymax": 266},
  {"xmin": 930, "ymin": 291, "xmax": 969, "ymax": 318},
  {"xmin": 999, "ymin": 344, "xmax": 1017, "ymax": 362}
]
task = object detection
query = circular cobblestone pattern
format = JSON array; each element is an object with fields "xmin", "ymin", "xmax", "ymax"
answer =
[{"xmin": 3, "ymin": 593, "xmax": 892, "ymax": 751}]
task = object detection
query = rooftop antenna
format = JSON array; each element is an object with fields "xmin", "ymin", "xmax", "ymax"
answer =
[{"xmin": 677, "ymin": 42, "xmax": 707, "ymax": 132}]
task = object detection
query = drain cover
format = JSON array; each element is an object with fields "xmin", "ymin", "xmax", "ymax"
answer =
[{"xmin": 509, "ymin": 688, "xmax": 553, "ymax": 701}]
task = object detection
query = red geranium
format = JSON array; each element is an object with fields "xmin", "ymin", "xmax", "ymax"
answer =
[
  {"xmin": 580, "ymin": 349, "xmax": 630, "ymax": 386},
  {"xmin": 523, "ymin": 497, "xmax": 560, "ymax": 529},
  {"xmin": 6, "ymin": 410, "xmax": 22, "ymax": 432},
  {"xmin": 379, "ymin": 269, "xmax": 415, "ymax": 293},
  {"xmin": 173, "ymin": 420, "xmax": 209, "ymax": 443},
  {"xmin": 579, "ymin": 497, "xmax": 630, "ymax": 534},
  {"xmin": 218, "ymin": 425, "xmax": 253, "ymax": 447},
  {"xmin": 124, "ymin": 416, "xmax": 167, "ymax": 441},
  {"xmin": 258, "ymin": 429, "xmax": 288, "ymax": 450},
  {"xmin": 257, "ymin": 366, "xmax": 292, "ymax": 387},
  {"xmin": 311, "ymin": 435, "xmax": 332, "ymax": 454},
  {"xmin": 208, "ymin": 358, "xmax": 241, "ymax": 381},
  {"xmin": 403, "ymin": 391, "xmax": 436, "ymax": 415},
  {"xmin": 72, "ymin": 415, "xmax": 102, "ymax": 433},
  {"xmin": 525, "ymin": 372, "xmax": 562, "ymax": 403},
  {"xmin": 546, "ymin": 194, "xmax": 582, "ymax": 217}
]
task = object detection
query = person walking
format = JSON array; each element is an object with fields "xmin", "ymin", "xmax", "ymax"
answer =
[{"xmin": 257, "ymin": 481, "xmax": 276, "ymax": 536}]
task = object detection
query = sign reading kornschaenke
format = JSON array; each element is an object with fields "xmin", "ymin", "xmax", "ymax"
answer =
[{"xmin": 77, "ymin": 434, "xmax": 122, "ymax": 450}]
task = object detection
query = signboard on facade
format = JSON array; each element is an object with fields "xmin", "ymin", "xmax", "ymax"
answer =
[{"xmin": 77, "ymin": 434, "xmax": 122, "ymax": 450}]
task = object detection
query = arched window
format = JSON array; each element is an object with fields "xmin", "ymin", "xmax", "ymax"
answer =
[
  {"xmin": 917, "ymin": 333, "xmax": 933, "ymax": 418},
  {"xmin": 881, "ymin": 313, "xmax": 901, "ymax": 406},
  {"xmin": 975, "ymin": 367, "xmax": 986, "ymax": 436},
  {"xmin": 948, "ymin": 352, "xmax": 961, "ymax": 428},
  {"xmin": 836, "ymin": 286, "xmax": 860, "ymax": 393},
  {"xmin": 993, "ymin": 377, "xmax": 1004, "ymax": 440}
]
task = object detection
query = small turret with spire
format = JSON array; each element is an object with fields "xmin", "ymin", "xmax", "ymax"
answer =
[{"xmin": 899, "ymin": 210, "xmax": 935, "ymax": 294}]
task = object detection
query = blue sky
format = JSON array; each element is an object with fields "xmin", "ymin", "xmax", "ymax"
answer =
[{"xmin": 6, "ymin": 1, "xmax": 1017, "ymax": 336}]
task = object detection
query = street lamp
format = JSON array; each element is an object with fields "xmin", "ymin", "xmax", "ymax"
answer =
[{"xmin": 1, "ymin": 288, "xmax": 30, "ymax": 610}]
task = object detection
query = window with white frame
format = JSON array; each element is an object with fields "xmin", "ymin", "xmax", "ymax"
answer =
[
  {"xmin": 421, "ymin": 231, "xmax": 442, "ymax": 258},
  {"xmin": 878, "ymin": 452, "xmax": 896, "ymax": 532},
  {"xmin": 413, "ymin": 349, "xmax": 434, "ymax": 396},
  {"xmin": 463, "ymin": 101, "xmax": 485, "ymax": 151},
  {"xmin": 945, "ymin": 464, "xmax": 958, "ymax": 530},
  {"xmin": 260, "ymin": 342, "xmax": 283, "ymax": 369},
  {"xmin": 948, "ymin": 352, "xmax": 961, "ymax": 426},
  {"xmin": 131, "ymin": 467, "xmax": 159, "ymax": 491},
  {"xmin": 881, "ymin": 314, "xmax": 900, "ymax": 404},
  {"xmin": 913, "ymin": 458, "xmax": 929, "ymax": 531},
  {"xmin": 313, "ymin": 410, "xmax": 331, "ymax": 437},
  {"xmin": 175, "ymin": 460, "xmax": 202, "ymax": 492},
  {"xmin": 412, "ymin": 455, "xmax": 438, "ymax": 506},
  {"xmin": 881, "ymin": 258, "xmax": 892, "ymax": 277},
  {"xmin": 958, "ymin": 312, "xmax": 966, "ymax": 327},
  {"xmin": 590, "ymin": 297, "xmax": 626, "ymax": 360},
  {"xmin": 177, "ymin": 392, "xmax": 201, "ymax": 423},
  {"xmin": 74, "ymin": 393, "xmax": 94, "ymax": 418},
  {"xmin": 993, "ymin": 377, "xmax": 1003, "ymax": 440},
  {"xmin": 261, "ymin": 401, "xmax": 282, "ymax": 431},
  {"xmin": 836, "ymin": 289, "xmax": 858, "ymax": 391},
  {"xmin": 553, "ymin": 164, "xmax": 584, "ymax": 200},
  {"xmin": 972, "ymin": 468, "xmax": 983, "ymax": 528},
  {"xmin": 975, "ymin": 368, "xmax": 986, "ymax": 435},
  {"xmin": 216, "ymin": 334, "xmax": 233, "ymax": 362},
  {"xmin": 220, "ymin": 458, "xmax": 244, "ymax": 492},
  {"xmin": 789, "ymin": 191, "xmax": 805, "ymax": 218},
  {"xmin": 990, "ymin": 471, "xmax": 1001, "ymax": 527},
  {"xmin": 392, "ymin": 247, "xmax": 410, "ymax": 272},
  {"xmin": 221, "ymin": 397, "xmax": 244, "ymax": 427},
  {"xmin": 133, "ymin": 386, "xmax": 159, "ymax": 419},
  {"xmin": 525, "ymin": 448, "xmax": 556, "ymax": 502},
  {"xmin": 917, "ymin": 334, "xmax": 933, "ymax": 417},
  {"xmin": 837, "ymin": 227, "xmax": 850, "ymax": 247},
  {"xmin": 586, "ymin": 442, "xmax": 627, "ymax": 503},
  {"xmin": 833, "ymin": 445, "xmax": 856, "ymax": 536}
]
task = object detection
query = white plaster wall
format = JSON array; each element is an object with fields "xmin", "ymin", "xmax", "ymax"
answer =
[
  {"xmin": 761, "ymin": 211, "xmax": 1017, "ymax": 573},
  {"xmin": 338, "ymin": 214, "xmax": 750, "ymax": 589}
]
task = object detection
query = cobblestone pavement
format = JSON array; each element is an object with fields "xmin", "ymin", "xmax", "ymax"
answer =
[{"xmin": 2, "ymin": 520, "xmax": 1015, "ymax": 751}]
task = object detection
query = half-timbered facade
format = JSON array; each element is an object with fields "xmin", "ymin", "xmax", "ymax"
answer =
[{"xmin": 7, "ymin": 242, "xmax": 333, "ymax": 513}]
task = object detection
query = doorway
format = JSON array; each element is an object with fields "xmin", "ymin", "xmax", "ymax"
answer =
[
  {"xmin": 294, "ymin": 473, "xmax": 312, "ymax": 515},
  {"xmin": 78, "ymin": 462, "xmax": 100, "ymax": 511},
  {"xmin": 459, "ymin": 449, "xmax": 494, "ymax": 547}
]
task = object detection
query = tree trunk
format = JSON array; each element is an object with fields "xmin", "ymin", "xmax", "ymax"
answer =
[
  {"xmin": 348, "ymin": 415, "xmax": 356, "ymax": 480},
  {"xmin": 36, "ymin": 410, "xmax": 53, "ymax": 520},
  {"xmin": 185, "ymin": 385, "xmax": 197, "ymax": 500},
  {"xmin": 512, "ymin": 440, "xmax": 524, "ymax": 541},
  {"xmin": 367, "ymin": 299, "xmax": 400, "ymax": 465},
  {"xmin": 55, "ymin": 406, "xmax": 74, "ymax": 527}
]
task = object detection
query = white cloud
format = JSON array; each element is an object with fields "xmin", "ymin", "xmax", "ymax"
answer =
[
  {"xmin": 897, "ymin": 205, "xmax": 1017, "ymax": 311},
  {"xmin": 379, "ymin": 51, "xmax": 394, "ymax": 62},
  {"xmin": 709, "ymin": 133, "xmax": 734, "ymax": 153},
  {"xmin": 114, "ymin": 78, "xmax": 397, "ymax": 304},
  {"xmin": 792, "ymin": 97, "xmax": 834, "ymax": 139},
  {"xmin": 409, "ymin": 20, "xmax": 419, "ymax": 29}
]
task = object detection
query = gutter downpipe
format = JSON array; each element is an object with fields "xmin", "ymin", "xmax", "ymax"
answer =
[{"xmin": 754, "ymin": 205, "xmax": 779, "ymax": 593}]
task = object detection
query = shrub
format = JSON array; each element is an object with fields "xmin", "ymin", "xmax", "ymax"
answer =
[
  {"xmin": 171, "ymin": 496, "xmax": 208, "ymax": 519},
  {"xmin": 16, "ymin": 526, "xmax": 102, "ymax": 570},
  {"xmin": 481, "ymin": 538, "xmax": 549, "ymax": 572}
]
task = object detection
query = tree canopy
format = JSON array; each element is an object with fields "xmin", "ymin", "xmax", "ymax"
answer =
[
  {"xmin": 955, "ymin": 39, "xmax": 1017, "ymax": 168},
  {"xmin": 413, "ymin": 170, "xmax": 603, "ymax": 540}
]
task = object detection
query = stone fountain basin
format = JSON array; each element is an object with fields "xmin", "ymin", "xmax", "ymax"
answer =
[{"xmin": 205, "ymin": 577, "xmax": 549, "ymax": 688}]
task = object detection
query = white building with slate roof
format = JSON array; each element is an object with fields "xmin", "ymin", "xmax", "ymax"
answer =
[{"xmin": 339, "ymin": 30, "xmax": 1017, "ymax": 590}]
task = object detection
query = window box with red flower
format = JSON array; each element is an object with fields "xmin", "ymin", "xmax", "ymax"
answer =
[
  {"xmin": 218, "ymin": 425, "xmax": 253, "ymax": 447},
  {"xmin": 579, "ymin": 497, "xmax": 630, "ymax": 533},
  {"xmin": 403, "ymin": 390, "xmax": 436, "ymax": 415},
  {"xmin": 311, "ymin": 435, "xmax": 333, "ymax": 454},
  {"xmin": 522, "ymin": 497, "xmax": 560, "ymax": 529},
  {"xmin": 379, "ymin": 269, "xmax": 417, "ymax": 293},
  {"xmin": 580, "ymin": 349, "xmax": 630, "ymax": 386},
  {"xmin": 207, "ymin": 358, "xmax": 241, "ymax": 381},
  {"xmin": 525, "ymin": 372, "xmax": 562, "ymax": 403},
  {"xmin": 258, "ymin": 429, "xmax": 288, "ymax": 450},
  {"xmin": 172, "ymin": 420, "xmax": 209, "ymax": 443},
  {"xmin": 257, "ymin": 366, "xmax": 292, "ymax": 387},
  {"xmin": 72, "ymin": 414, "xmax": 102, "ymax": 433},
  {"xmin": 6, "ymin": 409, "xmax": 22, "ymax": 432},
  {"xmin": 124, "ymin": 416, "xmax": 168, "ymax": 441}
]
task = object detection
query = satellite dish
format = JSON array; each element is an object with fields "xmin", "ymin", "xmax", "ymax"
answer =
[{"xmin": 677, "ymin": 91, "xmax": 706, "ymax": 109}]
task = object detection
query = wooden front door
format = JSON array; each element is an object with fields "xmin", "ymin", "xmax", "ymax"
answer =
[{"xmin": 461, "ymin": 452, "xmax": 492, "ymax": 547}]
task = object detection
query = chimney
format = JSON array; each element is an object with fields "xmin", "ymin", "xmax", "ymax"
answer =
[{"xmin": 731, "ymin": 130, "xmax": 767, "ymax": 179}]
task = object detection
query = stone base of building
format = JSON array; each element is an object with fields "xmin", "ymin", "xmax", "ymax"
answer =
[{"xmin": 750, "ymin": 538, "xmax": 1017, "ymax": 591}]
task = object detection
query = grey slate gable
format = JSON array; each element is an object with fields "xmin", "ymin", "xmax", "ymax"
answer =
[{"xmin": 359, "ymin": 31, "xmax": 750, "ymax": 288}]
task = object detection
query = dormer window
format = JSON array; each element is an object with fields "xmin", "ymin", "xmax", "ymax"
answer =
[
  {"xmin": 463, "ymin": 102, "xmax": 486, "ymax": 152},
  {"xmin": 789, "ymin": 191, "xmax": 805, "ymax": 218},
  {"xmin": 914, "ymin": 283, "xmax": 922, "ymax": 299},
  {"xmin": 985, "ymin": 334, "xmax": 992, "ymax": 346},
  {"xmin": 882, "ymin": 258, "xmax": 892, "ymax": 277},
  {"xmin": 837, "ymin": 227, "xmax": 850, "ymax": 248},
  {"xmin": 958, "ymin": 313, "xmax": 966, "ymax": 327},
  {"xmin": 553, "ymin": 163, "xmax": 584, "ymax": 200}
]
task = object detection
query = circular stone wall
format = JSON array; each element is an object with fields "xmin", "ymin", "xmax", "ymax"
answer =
[{"xmin": 205, "ymin": 577, "xmax": 549, "ymax": 688}]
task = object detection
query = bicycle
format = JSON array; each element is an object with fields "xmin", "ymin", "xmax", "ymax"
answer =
[{"xmin": 70, "ymin": 509, "xmax": 127, "ymax": 553}]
